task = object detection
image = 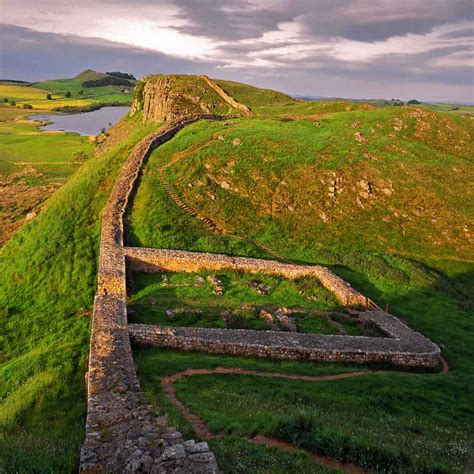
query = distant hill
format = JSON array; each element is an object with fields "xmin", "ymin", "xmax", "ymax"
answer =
[{"xmin": 73, "ymin": 69, "xmax": 107, "ymax": 82}]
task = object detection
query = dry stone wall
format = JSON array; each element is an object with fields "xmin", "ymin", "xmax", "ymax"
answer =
[
  {"xmin": 81, "ymin": 117, "xmax": 219, "ymax": 473},
  {"xmin": 200, "ymin": 75, "xmax": 253, "ymax": 117},
  {"xmin": 129, "ymin": 311, "xmax": 441, "ymax": 369},
  {"xmin": 125, "ymin": 247, "xmax": 367, "ymax": 307}
]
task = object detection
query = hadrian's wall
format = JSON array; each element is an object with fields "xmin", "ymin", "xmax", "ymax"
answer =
[
  {"xmin": 125, "ymin": 247, "xmax": 367, "ymax": 307},
  {"xmin": 80, "ymin": 117, "xmax": 219, "ymax": 473}
]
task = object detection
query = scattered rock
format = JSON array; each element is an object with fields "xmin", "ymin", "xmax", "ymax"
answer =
[
  {"xmin": 219, "ymin": 310, "xmax": 231, "ymax": 323},
  {"xmin": 195, "ymin": 275, "xmax": 205, "ymax": 286},
  {"xmin": 25, "ymin": 211, "xmax": 36, "ymax": 221},
  {"xmin": 354, "ymin": 131, "xmax": 367, "ymax": 143},
  {"xmin": 275, "ymin": 312, "xmax": 297, "ymax": 332},
  {"xmin": 166, "ymin": 309, "xmax": 175, "ymax": 320},
  {"xmin": 217, "ymin": 135, "xmax": 225, "ymax": 141},
  {"xmin": 207, "ymin": 275, "xmax": 224, "ymax": 295},
  {"xmin": 248, "ymin": 280, "xmax": 271, "ymax": 295},
  {"xmin": 232, "ymin": 138, "xmax": 241, "ymax": 146}
]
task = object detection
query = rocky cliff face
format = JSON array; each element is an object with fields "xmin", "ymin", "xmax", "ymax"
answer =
[{"xmin": 130, "ymin": 74, "xmax": 241, "ymax": 122}]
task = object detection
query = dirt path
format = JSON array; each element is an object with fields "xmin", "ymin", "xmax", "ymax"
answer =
[
  {"xmin": 160, "ymin": 363, "xmax": 448, "ymax": 472},
  {"xmin": 160, "ymin": 368, "xmax": 373, "ymax": 472},
  {"xmin": 200, "ymin": 76, "xmax": 253, "ymax": 117}
]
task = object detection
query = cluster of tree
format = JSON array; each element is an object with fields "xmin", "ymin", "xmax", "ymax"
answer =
[
  {"xmin": 106, "ymin": 71, "xmax": 136, "ymax": 81},
  {"xmin": 81, "ymin": 76, "xmax": 132, "ymax": 88},
  {"xmin": 408, "ymin": 99, "xmax": 422, "ymax": 105},
  {"xmin": 385, "ymin": 98, "xmax": 404, "ymax": 106}
]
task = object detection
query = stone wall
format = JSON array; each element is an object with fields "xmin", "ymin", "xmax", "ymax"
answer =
[
  {"xmin": 129, "ymin": 311, "xmax": 441, "ymax": 369},
  {"xmin": 81, "ymin": 118, "xmax": 219, "ymax": 472},
  {"xmin": 125, "ymin": 247, "xmax": 367, "ymax": 307}
]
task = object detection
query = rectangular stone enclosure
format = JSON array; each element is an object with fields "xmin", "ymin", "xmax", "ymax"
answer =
[{"xmin": 125, "ymin": 248, "xmax": 441, "ymax": 369}]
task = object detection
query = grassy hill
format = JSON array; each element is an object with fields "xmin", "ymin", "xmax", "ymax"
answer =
[
  {"xmin": 126, "ymin": 79, "xmax": 474, "ymax": 471},
  {"xmin": 1, "ymin": 74, "xmax": 473, "ymax": 472},
  {"xmin": 0, "ymin": 69, "xmax": 134, "ymax": 111},
  {"xmin": 0, "ymin": 114, "xmax": 161, "ymax": 471}
]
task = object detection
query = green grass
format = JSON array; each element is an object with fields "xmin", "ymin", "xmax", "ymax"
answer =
[
  {"xmin": 423, "ymin": 102, "xmax": 474, "ymax": 116},
  {"xmin": 129, "ymin": 108, "xmax": 473, "ymax": 265},
  {"xmin": 128, "ymin": 271, "xmax": 365, "ymax": 335},
  {"xmin": 0, "ymin": 109, "xmax": 92, "ymax": 179},
  {"xmin": 215, "ymin": 79, "xmax": 296, "ymax": 109},
  {"xmin": 0, "ymin": 114, "xmax": 161, "ymax": 471},
  {"xmin": 0, "ymin": 70, "xmax": 134, "ymax": 112},
  {"xmin": 135, "ymin": 347, "xmax": 474, "ymax": 473},
  {"xmin": 127, "ymin": 99, "xmax": 474, "ymax": 472},
  {"xmin": 1, "ymin": 73, "xmax": 474, "ymax": 472}
]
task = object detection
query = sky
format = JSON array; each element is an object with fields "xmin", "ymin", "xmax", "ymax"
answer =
[{"xmin": 1, "ymin": 0, "xmax": 473, "ymax": 102}]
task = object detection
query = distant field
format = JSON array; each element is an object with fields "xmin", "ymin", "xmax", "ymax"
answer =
[
  {"xmin": 0, "ymin": 107, "xmax": 93, "ymax": 244},
  {"xmin": 423, "ymin": 102, "xmax": 474, "ymax": 115},
  {"xmin": 0, "ymin": 84, "xmax": 49, "ymax": 100},
  {"xmin": 0, "ymin": 74, "xmax": 133, "ymax": 111}
]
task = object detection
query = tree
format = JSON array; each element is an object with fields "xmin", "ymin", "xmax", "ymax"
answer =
[
  {"xmin": 408, "ymin": 99, "xmax": 421, "ymax": 105},
  {"xmin": 9, "ymin": 99, "xmax": 16, "ymax": 106},
  {"xmin": 78, "ymin": 90, "xmax": 84, "ymax": 96},
  {"xmin": 46, "ymin": 94, "xmax": 52, "ymax": 100},
  {"xmin": 65, "ymin": 91, "xmax": 72, "ymax": 98},
  {"xmin": 2, "ymin": 98, "xmax": 8, "ymax": 103},
  {"xmin": 22, "ymin": 104, "xmax": 33, "ymax": 109}
]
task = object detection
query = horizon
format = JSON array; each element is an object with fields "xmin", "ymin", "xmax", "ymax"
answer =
[{"xmin": 0, "ymin": 0, "xmax": 473, "ymax": 103}]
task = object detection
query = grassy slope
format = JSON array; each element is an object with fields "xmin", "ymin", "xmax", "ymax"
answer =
[
  {"xmin": 0, "ymin": 115, "xmax": 160, "ymax": 471},
  {"xmin": 136, "ymin": 348, "xmax": 473, "ymax": 472},
  {"xmin": 0, "ymin": 70, "xmax": 133, "ymax": 111},
  {"xmin": 128, "ymin": 104, "xmax": 474, "ymax": 471}
]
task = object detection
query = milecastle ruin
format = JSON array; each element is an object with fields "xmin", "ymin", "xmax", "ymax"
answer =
[{"xmin": 80, "ymin": 76, "xmax": 441, "ymax": 472}]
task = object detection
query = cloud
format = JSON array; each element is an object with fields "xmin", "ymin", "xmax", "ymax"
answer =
[
  {"xmin": 0, "ymin": 0, "xmax": 473, "ymax": 101},
  {"xmin": 0, "ymin": 24, "xmax": 206, "ymax": 81}
]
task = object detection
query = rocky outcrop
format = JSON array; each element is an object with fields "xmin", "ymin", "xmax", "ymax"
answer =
[{"xmin": 130, "ymin": 74, "xmax": 250, "ymax": 123}]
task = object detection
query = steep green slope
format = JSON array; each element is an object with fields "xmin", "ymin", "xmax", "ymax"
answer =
[
  {"xmin": 132, "ymin": 107, "xmax": 473, "ymax": 265},
  {"xmin": 128, "ymin": 107, "xmax": 474, "ymax": 369},
  {"xmin": 127, "ymin": 103, "xmax": 474, "ymax": 471},
  {"xmin": 0, "ymin": 114, "xmax": 160, "ymax": 471}
]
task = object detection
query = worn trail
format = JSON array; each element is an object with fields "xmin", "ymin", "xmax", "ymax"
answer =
[{"xmin": 159, "ymin": 362, "xmax": 448, "ymax": 472}]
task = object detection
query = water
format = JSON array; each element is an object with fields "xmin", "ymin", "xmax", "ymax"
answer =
[{"xmin": 33, "ymin": 106, "xmax": 130, "ymax": 136}]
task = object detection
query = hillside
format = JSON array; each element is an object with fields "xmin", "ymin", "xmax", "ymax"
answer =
[
  {"xmin": 139, "ymin": 109, "xmax": 473, "ymax": 265},
  {"xmin": 1, "ymin": 74, "xmax": 473, "ymax": 472},
  {"xmin": 0, "ymin": 114, "xmax": 162, "ymax": 470}
]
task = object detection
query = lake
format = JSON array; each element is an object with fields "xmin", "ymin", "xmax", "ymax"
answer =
[{"xmin": 33, "ymin": 106, "xmax": 130, "ymax": 136}]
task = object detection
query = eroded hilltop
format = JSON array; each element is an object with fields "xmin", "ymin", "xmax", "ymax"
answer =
[{"xmin": 130, "ymin": 74, "xmax": 254, "ymax": 122}]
